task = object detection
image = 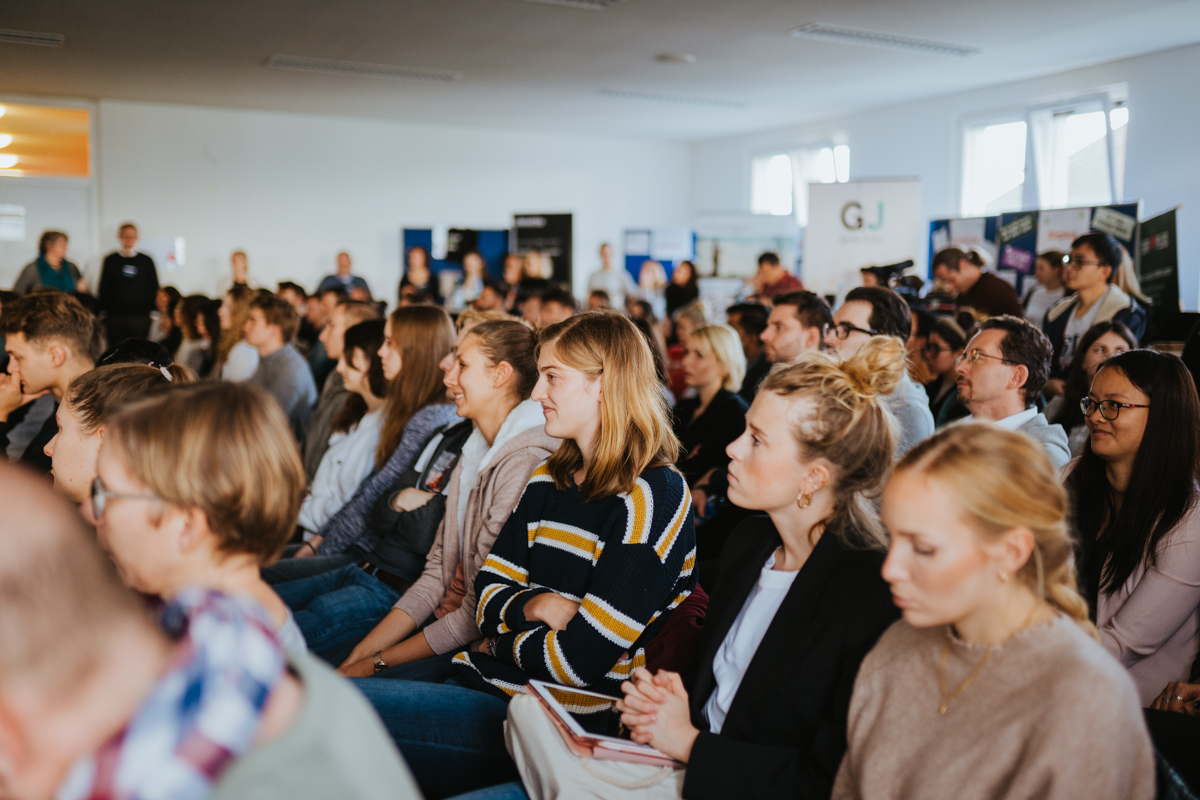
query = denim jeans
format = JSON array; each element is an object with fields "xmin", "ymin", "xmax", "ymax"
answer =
[
  {"xmin": 352, "ymin": 676, "xmax": 519, "ymax": 798},
  {"xmin": 447, "ymin": 782, "xmax": 529, "ymax": 800},
  {"xmin": 261, "ymin": 553, "xmax": 356, "ymax": 585},
  {"xmin": 274, "ymin": 564, "xmax": 400, "ymax": 665}
]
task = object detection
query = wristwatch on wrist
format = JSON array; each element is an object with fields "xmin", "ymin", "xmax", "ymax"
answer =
[{"xmin": 373, "ymin": 651, "xmax": 388, "ymax": 674}]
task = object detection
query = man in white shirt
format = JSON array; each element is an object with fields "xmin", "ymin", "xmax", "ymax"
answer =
[
  {"xmin": 954, "ymin": 315, "xmax": 1070, "ymax": 468},
  {"xmin": 586, "ymin": 242, "xmax": 638, "ymax": 311}
]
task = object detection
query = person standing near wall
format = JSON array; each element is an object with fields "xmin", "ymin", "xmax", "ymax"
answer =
[
  {"xmin": 318, "ymin": 251, "xmax": 371, "ymax": 298},
  {"xmin": 587, "ymin": 242, "xmax": 638, "ymax": 311},
  {"xmin": 98, "ymin": 222, "xmax": 160, "ymax": 344},
  {"xmin": 13, "ymin": 231, "xmax": 87, "ymax": 296}
]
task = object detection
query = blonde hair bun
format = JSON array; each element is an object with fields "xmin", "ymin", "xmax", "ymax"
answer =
[{"xmin": 839, "ymin": 336, "xmax": 906, "ymax": 400}]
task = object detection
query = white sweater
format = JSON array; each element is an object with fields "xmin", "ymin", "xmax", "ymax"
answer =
[{"xmin": 297, "ymin": 409, "xmax": 383, "ymax": 535}]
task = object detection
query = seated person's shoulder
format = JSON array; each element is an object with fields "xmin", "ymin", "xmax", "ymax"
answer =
[{"xmin": 211, "ymin": 652, "xmax": 420, "ymax": 800}]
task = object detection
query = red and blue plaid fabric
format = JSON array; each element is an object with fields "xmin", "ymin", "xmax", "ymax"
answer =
[{"xmin": 56, "ymin": 588, "xmax": 286, "ymax": 800}]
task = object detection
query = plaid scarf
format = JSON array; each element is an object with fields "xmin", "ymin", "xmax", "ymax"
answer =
[{"xmin": 56, "ymin": 589, "xmax": 287, "ymax": 800}]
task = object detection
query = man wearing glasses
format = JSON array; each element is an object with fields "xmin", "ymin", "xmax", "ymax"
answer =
[
  {"xmin": 824, "ymin": 287, "xmax": 935, "ymax": 457},
  {"xmin": 954, "ymin": 315, "xmax": 1070, "ymax": 469}
]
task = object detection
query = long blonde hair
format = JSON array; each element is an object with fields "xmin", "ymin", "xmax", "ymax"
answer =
[
  {"xmin": 538, "ymin": 311, "xmax": 679, "ymax": 501},
  {"xmin": 896, "ymin": 424, "xmax": 1097, "ymax": 639},
  {"xmin": 377, "ymin": 306, "xmax": 455, "ymax": 469},
  {"xmin": 759, "ymin": 336, "xmax": 903, "ymax": 548}
]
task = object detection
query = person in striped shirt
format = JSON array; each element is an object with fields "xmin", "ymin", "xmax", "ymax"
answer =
[{"xmin": 353, "ymin": 311, "xmax": 697, "ymax": 798}]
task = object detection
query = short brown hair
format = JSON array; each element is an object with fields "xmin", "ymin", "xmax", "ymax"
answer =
[
  {"xmin": 251, "ymin": 293, "xmax": 300, "ymax": 342},
  {"xmin": 1, "ymin": 292, "xmax": 101, "ymax": 361},
  {"xmin": 978, "ymin": 315, "xmax": 1052, "ymax": 405},
  {"xmin": 38, "ymin": 230, "xmax": 67, "ymax": 256},
  {"xmin": 106, "ymin": 382, "xmax": 306, "ymax": 563},
  {"xmin": 64, "ymin": 363, "xmax": 196, "ymax": 435},
  {"xmin": 773, "ymin": 291, "xmax": 833, "ymax": 332}
]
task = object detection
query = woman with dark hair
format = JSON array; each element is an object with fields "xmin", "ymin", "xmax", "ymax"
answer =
[
  {"xmin": 666, "ymin": 259, "xmax": 700, "ymax": 318},
  {"xmin": 400, "ymin": 245, "xmax": 443, "ymax": 306},
  {"xmin": 151, "ymin": 286, "xmax": 182, "ymax": 347},
  {"xmin": 922, "ymin": 317, "xmax": 969, "ymax": 427},
  {"xmin": 1046, "ymin": 320, "xmax": 1136, "ymax": 457},
  {"xmin": 1043, "ymin": 233, "xmax": 1146, "ymax": 388},
  {"xmin": 1068, "ymin": 349, "xmax": 1200, "ymax": 705},
  {"xmin": 195, "ymin": 297, "xmax": 222, "ymax": 377},
  {"xmin": 173, "ymin": 294, "xmax": 211, "ymax": 374}
]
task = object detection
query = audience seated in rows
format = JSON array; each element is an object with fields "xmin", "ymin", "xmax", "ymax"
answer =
[
  {"xmin": 280, "ymin": 319, "xmax": 556, "ymax": 668},
  {"xmin": 825, "ymin": 286, "xmax": 935, "ymax": 457},
  {"xmin": 245, "ymin": 293, "xmax": 318, "ymax": 442},
  {"xmin": 0, "ymin": 292, "xmax": 101, "ymax": 474},
  {"xmin": 0, "ymin": 461, "xmax": 422, "ymax": 800},
  {"xmin": 611, "ymin": 338, "xmax": 906, "ymax": 800},
  {"xmin": 922, "ymin": 316, "xmax": 969, "ymax": 427},
  {"xmin": 954, "ymin": 315, "xmax": 1070, "ymax": 469},
  {"xmin": 1045, "ymin": 320, "xmax": 1137, "ymax": 457},
  {"xmin": 834, "ymin": 424, "xmax": 1154, "ymax": 799},
  {"xmin": 351, "ymin": 311, "xmax": 697, "ymax": 798},
  {"xmin": 1068, "ymin": 349, "xmax": 1200, "ymax": 706}
]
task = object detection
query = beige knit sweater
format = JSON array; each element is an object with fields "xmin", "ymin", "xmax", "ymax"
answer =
[{"xmin": 833, "ymin": 616, "xmax": 1155, "ymax": 800}]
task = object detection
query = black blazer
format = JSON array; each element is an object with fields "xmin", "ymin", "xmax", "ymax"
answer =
[
  {"xmin": 682, "ymin": 516, "xmax": 899, "ymax": 800},
  {"xmin": 672, "ymin": 389, "xmax": 748, "ymax": 488}
]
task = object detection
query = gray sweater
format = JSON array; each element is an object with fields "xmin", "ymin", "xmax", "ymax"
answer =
[
  {"xmin": 885, "ymin": 372, "xmax": 936, "ymax": 457},
  {"xmin": 1017, "ymin": 412, "xmax": 1071, "ymax": 470},
  {"xmin": 247, "ymin": 344, "xmax": 318, "ymax": 442}
]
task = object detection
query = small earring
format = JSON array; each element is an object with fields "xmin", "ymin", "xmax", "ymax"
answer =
[
  {"xmin": 998, "ymin": 571, "xmax": 1009, "ymax": 583},
  {"xmin": 797, "ymin": 492, "xmax": 812, "ymax": 509}
]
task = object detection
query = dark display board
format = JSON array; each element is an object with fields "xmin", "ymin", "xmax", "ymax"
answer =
[
  {"xmin": 1138, "ymin": 208, "xmax": 1180, "ymax": 341},
  {"xmin": 514, "ymin": 213, "xmax": 572, "ymax": 285}
]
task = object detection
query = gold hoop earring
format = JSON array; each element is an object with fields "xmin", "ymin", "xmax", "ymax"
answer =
[
  {"xmin": 998, "ymin": 571, "xmax": 1009, "ymax": 583},
  {"xmin": 797, "ymin": 492, "xmax": 812, "ymax": 510}
]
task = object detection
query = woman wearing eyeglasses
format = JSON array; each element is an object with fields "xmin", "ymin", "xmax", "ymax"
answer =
[
  {"xmin": 1042, "ymin": 233, "xmax": 1146, "ymax": 391},
  {"xmin": 921, "ymin": 317, "xmax": 969, "ymax": 427},
  {"xmin": 1067, "ymin": 349, "xmax": 1200, "ymax": 705},
  {"xmin": 1045, "ymin": 320, "xmax": 1137, "ymax": 458}
]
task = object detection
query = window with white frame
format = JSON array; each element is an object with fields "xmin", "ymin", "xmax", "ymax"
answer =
[
  {"xmin": 750, "ymin": 144, "xmax": 850, "ymax": 226},
  {"xmin": 960, "ymin": 93, "xmax": 1128, "ymax": 217}
]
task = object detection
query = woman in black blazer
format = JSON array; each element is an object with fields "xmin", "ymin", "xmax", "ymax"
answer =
[
  {"xmin": 618, "ymin": 338, "xmax": 904, "ymax": 800},
  {"xmin": 672, "ymin": 323, "xmax": 749, "ymax": 489}
]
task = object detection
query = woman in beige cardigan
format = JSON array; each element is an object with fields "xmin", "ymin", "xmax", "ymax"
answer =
[{"xmin": 337, "ymin": 319, "xmax": 558, "ymax": 680}]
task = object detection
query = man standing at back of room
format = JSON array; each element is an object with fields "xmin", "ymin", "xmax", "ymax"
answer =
[
  {"xmin": 245, "ymin": 294, "xmax": 318, "ymax": 442},
  {"xmin": 303, "ymin": 299, "xmax": 382, "ymax": 482},
  {"xmin": 0, "ymin": 292, "xmax": 99, "ymax": 474},
  {"xmin": 954, "ymin": 315, "xmax": 1070, "ymax": 469},
  {"xmin": 98, "ymin": 223, "xmax": 160, "ymax": 344},
  {"xmin": 752, "ymin": 251, "xmax": 803, "ymax": 300},
  {"xmin": 317, "ymin": 251, "xmax": 371, "ymax": 298},
  {"xmin": 587, "ymin": 242, "xmax": 638, "ymax": 311},
  {"xmin": 824, "ymin": 286, "xmax": 935, "ymax": 456}
]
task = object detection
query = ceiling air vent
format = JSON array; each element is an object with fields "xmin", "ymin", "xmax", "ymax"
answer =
[
  {"xmin": 0, "ymin": 29, "xmax": 65, "ymax": 47},
  {"xmin": 267, "ymin": 55, "xmax": 462, "ymax": 83},
  {"xmin": 789, "ymin": 23, "xmax": 980, "ymax": 58},
  {"xmin": 600, "ymin": 88, "xmax": 746, "ymax": 109},
  {"xmin": 518, "ymin": 0, "xmax": 624, "ymax": 10}
]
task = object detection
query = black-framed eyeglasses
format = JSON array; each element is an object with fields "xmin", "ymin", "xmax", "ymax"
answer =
[
  {"xmin": 831, "ymin": 322, "xmax": 878, "ymax": 340},
  {"xmin": 956, "ymin": 349, "xmax": 1014, "ymax": 366},
  {"xmin": 1080, "ymin": 397, "xmax": 1151, "ymax": 421},
  {"xmin": 90, "ymin": 477, "xmax": 159, "ymax": 520}
]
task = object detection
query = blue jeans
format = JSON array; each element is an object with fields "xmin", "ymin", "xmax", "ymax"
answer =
[
  {"xmin": 353, "ymin": 676, "xmax": 519, "ymax": 798},
  {"xmin": 274, "ymin": 564, "xmax": 400, "ymax": 665},
  {"xmin": 262, "ymin": 553, "xmax": 356, "ymax": 585},
  {"xmin": 448, "ymin": 783, "xmax": 529, "ymax": 800}
]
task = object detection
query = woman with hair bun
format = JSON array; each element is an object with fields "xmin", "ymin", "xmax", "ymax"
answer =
[
  {"xmin": 833, "ymin": 424, "xmax": 1154, "ymax": 800},
  {"xmin": 614, "ymin": 337, "xmax": 904, "ymax": 800}
]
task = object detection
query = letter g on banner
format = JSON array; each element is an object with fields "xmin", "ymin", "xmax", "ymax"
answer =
[{"xmin": 841, "ymin": 201, "xmax": 863, "ymax": 230}]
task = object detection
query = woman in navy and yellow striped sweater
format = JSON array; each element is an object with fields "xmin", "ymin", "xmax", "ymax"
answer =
[{"xmin": 354, "ymin": 311, "xmax": 697, "ymax": 798}]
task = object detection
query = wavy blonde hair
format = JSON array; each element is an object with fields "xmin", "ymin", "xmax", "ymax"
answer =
[
  {"xmin": 214, "ymin": 285, "xmax": 255, "ymax": 369},
  {"xmin": 759, "ymin": 336, "xmax": 904, "ymax": 548},
  {"xmin": 538, "ymin": 311, "xmax": 679, "ymax": 501},
  {"xmin": 896, "ymin": 424, "xmax": 1097, "ymax": 639},
  {"xmin": 689, "ymin": 323, "xmax": 746, "ymax": 393}
]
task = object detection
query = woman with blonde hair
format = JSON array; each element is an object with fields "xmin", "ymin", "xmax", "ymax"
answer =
[
  {"xmin": 89, "ymin": 382, "xmax": 310, "ymax": 652},
  {"xmin": 833, "ymin": 424, "xmax": 1154, "ymax": 800},
  {"xmin": 352, "ymin": 311, "xmax": 697, "ymax": 798},
  {"xmin": 613, "ymin": 338, "xmax": 903, "ymax": 800},
  {"xmin": 673, "ymin": 323, "xmax": 748, "ymax": 490},
  {"xmin": 215, "ymin": 284, "xmax": 259, "ymax": 381}
]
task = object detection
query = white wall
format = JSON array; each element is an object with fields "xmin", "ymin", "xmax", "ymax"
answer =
[
  {"xmin": 94, "ymin": 100, "xmax": 689, "ymax": 301},
  {"xmin": 689, "ymin": 43, "xmax": 1200, "ymax": 311}
]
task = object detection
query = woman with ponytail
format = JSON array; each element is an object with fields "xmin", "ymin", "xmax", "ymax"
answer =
[
  {"xmin": 614, "ymin": 337, "xmax": 904, "ymax": 800},
  {"xmin": 833, "ymin": 424, "xmax": 1154, "ymax": 800}
]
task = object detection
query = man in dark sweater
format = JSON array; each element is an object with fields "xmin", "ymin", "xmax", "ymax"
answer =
[
  {"xmin": 934, "ymin": 250, "xmax": 1023, "ymax": 318},
  {"xmin": 98, "ymin": 223, "xmax": 160, "ymax": 344},
  {"xmin": 245, "ymin": 294, "xmax": 318, "ymax": 442},
  {"xmin": 0, "ymin": 293, "xmax": 99, "ymax": 475}
]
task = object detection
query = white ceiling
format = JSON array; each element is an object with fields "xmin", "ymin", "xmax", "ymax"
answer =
[{"xmin": 3, "ymin": 0, "xmax": 1200, "ymax": 142}]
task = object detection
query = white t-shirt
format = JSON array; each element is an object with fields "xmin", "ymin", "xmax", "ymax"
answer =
[
  {"xmin": 1024, "ymin": 286, "xmax": 1064, "ymax": 326},
  {"xmin": 703, "ymin": 550, "xmax": 798, "ymax": 734},
  {"xmin": 1059, "ymin": 288, "xmax": 1110, "ymax": 368},
  {"xmin": 297, "ymin": 409, "xmax": 383, "ymax": 534},
  {"xmin": 222, "ymin": 340, "xmax": 261, "ymax": 382},
  {"xmin": 587, "ymin": 267, "xmax": 638, "ymax": 309}
]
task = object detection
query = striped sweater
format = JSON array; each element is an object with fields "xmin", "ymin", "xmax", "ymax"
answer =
[{"xmin": 453, "ymin": 462, "xmax": 697, "ymax": 699}]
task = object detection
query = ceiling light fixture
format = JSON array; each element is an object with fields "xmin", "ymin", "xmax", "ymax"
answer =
[
  {"xmin": 789, "ymin": 23, "xmax": 980, "ymax": 57},
  {"xmin": 0, "ymin": 135, "xmax": 11, "ymax": 149},
  {"xmin": 517, "ymin": 0, "xmax": 624, "ymax": 9},
  {"xmin": 0, "ymin": 155, "xmax": 19, "ymax": 169},
  {"xmin": 266, "ymin": 55, "xmax": 461, "ymax": 83},
  {"xmin": 655, "ymin": 53, "xmax": 696, "ymax": 64},
  {"xmin": 0, "ymin": 29, "xmax": 65, "ymax": 47},
  {"xmin": 600, "ymin": 88, "xmax": 746, "ymax": 109},
  {"xmin": 0, "ymin": 106, "xmax": 6, "ymax": 118}
]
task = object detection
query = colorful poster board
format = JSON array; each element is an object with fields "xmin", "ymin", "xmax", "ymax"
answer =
[{"xmin": 514, "ymin": 213, "xmax": 573, "ymax": 285}]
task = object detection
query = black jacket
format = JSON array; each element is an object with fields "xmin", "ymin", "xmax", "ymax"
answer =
[
  {"xmin": 672, "ymin": 389, "xmax": 748, "ymax": 488},
  {"xmin": 682, "ymin": 516, "xmax": 899, "ymax": 800}
]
